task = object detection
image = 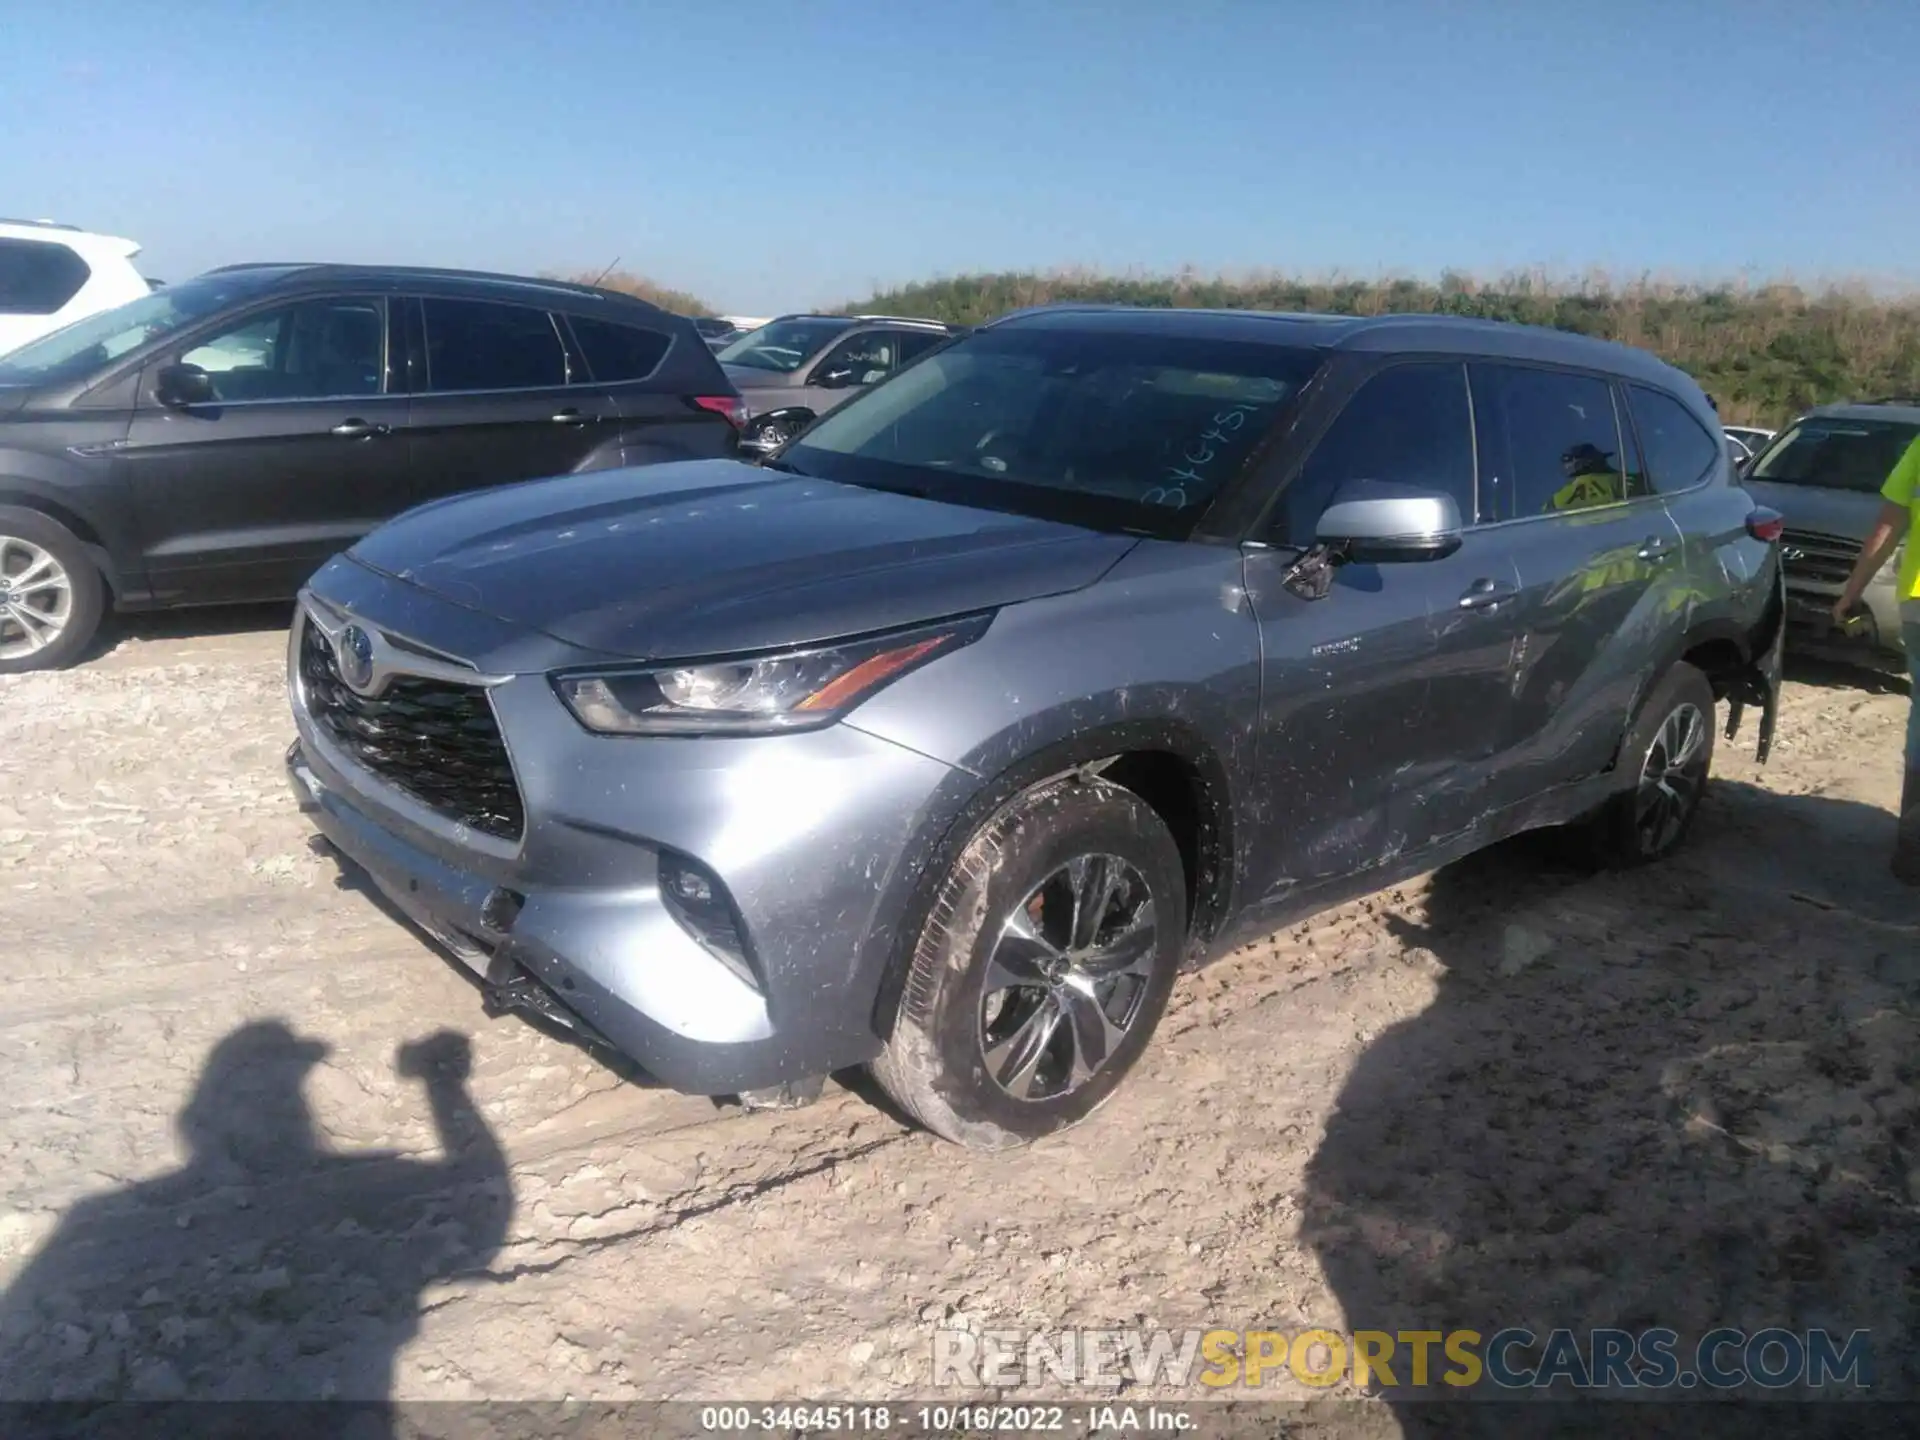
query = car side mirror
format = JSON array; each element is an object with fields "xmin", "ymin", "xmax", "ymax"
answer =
[
  {"xmin": 155, "ymin": 362, "xmax": 216, "ymax": 409},
  {"xmin": 1314, "ymin": 481, "xmax": 1465, "ymax": 563},
  {"xmin": 814, "ymin": 366, "xmax": 857, "ymax": 390}
]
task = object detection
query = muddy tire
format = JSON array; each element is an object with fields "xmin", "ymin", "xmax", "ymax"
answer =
[
  {"xmin": 871, "ymin": 774, "xmax": 1187, "ymax": 1151},
  {"xmin": 1587, "ymin": 661, "xmax": 1717, "ymax": 868},
  {"xmin": 0, "ymin": 506, "xmax": 105, "ymax": 675}
]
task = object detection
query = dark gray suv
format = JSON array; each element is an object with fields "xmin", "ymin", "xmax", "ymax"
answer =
[{"xmin": 286, "ymin": 306, "xmax": 1785, "ymax": 1150}]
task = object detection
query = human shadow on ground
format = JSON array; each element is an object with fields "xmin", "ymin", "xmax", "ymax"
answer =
[
  {"xmin": 1302, "ymin": 782, "xmax": 1920, "ymax": 1437},
  {"xmin": 0, "ymin": 1020, "xmax": 511, "ymax": 1437}
]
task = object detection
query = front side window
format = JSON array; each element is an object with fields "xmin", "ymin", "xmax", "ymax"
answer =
[
  {"xmin": 1274, "ymin": 362, "xmax": 1475, "ymax": 544},
  {"xmin": 784, "ymin": 323, "xmax": 1319, "ymax": 537},
  {"xmin": 811, "ymin": 330, "xmax": 898, "ymax": 387},
  {"xmin": 568, "ymin": 315, "xmax": 672, "ymax": 382},
  {"xmin": 1476, "ymin": 364, "xmax": 1641, "ymax": 519},
  {"xmin": 716, "ymin": 317, "xmax": 850, "ymax": 374},
  {"xmin": 0, "ymin": 273, "xmax": 254, "ymax": 388},
  {"xmin": 421, "ymin": 298, "xmax": 568, "ymax": 392},
  {"xmin": 178, "ymin": 297, "xmax": 385, "ymax": 401},
  {"xmin": 1747, "ymin": 415, "xmax": 1920, "ymax": 493},
  {"xmin": 0, "ymin": 238, "xmax": 91, "ymax": 316},
  {"xmin": 1628, "ymin": 385, "xmax": 1722, "ymax": 493}
]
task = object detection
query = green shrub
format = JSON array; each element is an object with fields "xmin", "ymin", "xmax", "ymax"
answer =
[{"xmin": 841, "ymin": 269, "xmax": 1920, "ymax": 426}]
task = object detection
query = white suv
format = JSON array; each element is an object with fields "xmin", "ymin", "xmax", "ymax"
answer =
[{"xmin": 0, "ymin": 219, "xmax": 150, "ymax": 357}]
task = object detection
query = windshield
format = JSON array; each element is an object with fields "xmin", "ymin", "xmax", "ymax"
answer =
[
  {"xmin": 717, "ymin": 317, "xmax": 849, "ymax": 373},
  {"xmin": 780, "ymin": 324, "xmax": 1321, "ymax": 536},
  {"xmin": 1748, "ymin": 416, "xmax": 1920, "ymax": 493},
  {"xmin": 0, "ymin": 274, "xmax": 261, "ymax": 388}
]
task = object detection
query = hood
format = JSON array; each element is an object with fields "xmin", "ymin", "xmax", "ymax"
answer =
[
  {"xmin": 1742, "ymin": 479, "xmax": 1886, "ymax": 543},
  {"xmin": 348, "ymin": 460, "xmax": 1137, "ymax": 661}
]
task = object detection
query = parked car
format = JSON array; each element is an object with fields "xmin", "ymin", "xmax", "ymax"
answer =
[
  {"xmin": 716, "ymin": 313, "xmax": 960, "ymax": 452},
  {"xmin": 0, "ymin": 219, "xmax": 151, "ymax": 358},
  {"xmin": 0, "ymin": 264, "xmax": 745, "ymax": 672},
  {"xmin": 285, "ymin": 305, "xmax": 1783, "ymax": 1149},
  {"xmin": 1723, "ymin": 424, "xmax": 1775, "ymax": 460},
  {"xmin": 691, "ymin": 316, "xmax": 745, "ymax": 350},
  {"xmin": 1740, "ymin": 399, "xmax": 1916, "ymax": 671}
]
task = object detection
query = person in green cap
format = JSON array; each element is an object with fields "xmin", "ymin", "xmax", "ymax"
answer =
[{"xmin": 1832, "ymin": 431, "xmax": 1920, "ymax": 885}]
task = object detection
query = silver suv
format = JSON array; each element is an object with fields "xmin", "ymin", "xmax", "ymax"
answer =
[
  {"xmin": 286, "ymin": 306, "xmax": 1784, "ymax": 1150},
  {"xmin": 717, "ymin": 314, "xmax": 958, "ymax": 454},
  {"xmin": 1741, "ymin": 399, "xmax": 1915, "ymax": 670}
]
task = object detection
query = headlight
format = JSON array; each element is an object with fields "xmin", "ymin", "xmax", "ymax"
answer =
[{"xmin": 553, "ymin": 613, "xmax": 991, "ymax": 735}]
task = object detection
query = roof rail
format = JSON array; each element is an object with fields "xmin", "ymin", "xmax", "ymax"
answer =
[
  {"xmin": 0, "ymin": 217, "xmax": 81, "ymax": 231},
  {"xmin": 847, "ymin": 313, "xmax": 955, "ymax": 328},
  {"xmin": 199, "ymin": 262, "xmax": 652, "ymax": 302}
]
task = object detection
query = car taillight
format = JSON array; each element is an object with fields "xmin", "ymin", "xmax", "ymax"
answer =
[
  {"xmin": 1746, "ymin": 506, "xmax": 1785, "ymax": 543},
  {"xmin": 693, "ymin": 395, "xmax": 748, "ymax": 431}
]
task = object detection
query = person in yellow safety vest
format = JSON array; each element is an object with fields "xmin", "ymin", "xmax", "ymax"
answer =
[
  {"xmin": 1832, "ymin": 431, "xmax": 1920, "ymax": 885},
  {"xmin": 1547, "ymin": 442, "xmax": 1629, "ymax": 512}
]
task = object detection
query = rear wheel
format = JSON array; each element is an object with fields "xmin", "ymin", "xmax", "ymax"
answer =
[
  {"xmin": 1587, "ymin": 662, "xmax": 1716, "ymax": 867},
  {"xmin": 0, "ymin": 507, "xmax": 104, "ymax": 675},
  {"xmin": 871, "ymin": 774, "xmax": 1187, "ymax": 1150},
  {"xmin": 749, "ymin": 419, "xmax": 795, "ymax": 453}
]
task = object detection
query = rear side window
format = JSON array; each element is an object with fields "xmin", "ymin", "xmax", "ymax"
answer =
[
  {"xmin": 1474, "ymin": 364, "xmax": 1642, "ymax": 519},
  {"xmin": 812, "ymin": 330, "xmax": 899, "ymax": 386},
  {"xmin": 1628, "ymin": 385, "xmax": 1721, "ymax": 493},
  {"xmin": 420, "ymin": 298, "xmax": 568, "ymax": 392},
  {"xmin": 0, "ymin": 238, "xmax": 91, "ymax": 316},
  {"xmin": 1276, "ymin": 362, "xmax": 1475, "ymax": 543},
  {"xmin": 568, "ymin": 315, "xmax": 672, "ymax": 382}
]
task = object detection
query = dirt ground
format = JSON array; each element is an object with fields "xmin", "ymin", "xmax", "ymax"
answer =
[{"xmin": 1, "ymin": 607, "xmax": 1916, "ymax": 1423}]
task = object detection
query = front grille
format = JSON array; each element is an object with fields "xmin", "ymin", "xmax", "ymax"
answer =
[
  {"xmin": 1779, "ymin": 528, "xmax": 1859, "ymax": 588},
  {"xmin": 299, "ymin": 621, "xmax": 525, "ymax": 843}
]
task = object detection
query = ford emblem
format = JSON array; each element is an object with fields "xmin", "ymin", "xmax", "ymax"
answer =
[{"xmin": 337, "ymin": 624, "xmax": 377, "ymax": 693}]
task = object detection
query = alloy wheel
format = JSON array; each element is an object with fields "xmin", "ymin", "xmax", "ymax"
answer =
[
  {"xmin": 1635, "ymin": 702, "xmax": 1708, "ymax": 854},
  {"xmin": 0, "ymin": 535, "xmax": 74, "ymax": 663},
  {"xmin": 978, "ymin": 853, "xmax": 1158, "ymax": 1101}
]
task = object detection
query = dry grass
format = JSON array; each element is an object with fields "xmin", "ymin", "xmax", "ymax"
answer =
[{"xmin": 842, "ymin": 268, "xmax": 1920, "ymax": 425}]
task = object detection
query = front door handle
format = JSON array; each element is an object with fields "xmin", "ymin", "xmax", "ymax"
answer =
[
  {"xmin": 551, "ymin": 408, "xmax": 589, "ymax": 426},
  {"xmin": 1638, "ymin": 535, "xmax": 1677, "ymax": 563},
  {"xmin": 329, "ymin": 419, "xmax": 388, "ymax": 439},
  {"xmin": 1458, "ymin": 578, "xmax": 1518, "ymax": 611}
]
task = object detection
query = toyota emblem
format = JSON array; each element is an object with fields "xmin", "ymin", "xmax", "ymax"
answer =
[{"xmin": 336, "ymin": 624, "xmax": 377, "ymax": 692}]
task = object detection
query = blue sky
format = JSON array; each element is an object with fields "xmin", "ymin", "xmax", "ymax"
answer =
[{"xmin": 4, "ymin": 1, "xmax": 1916, "ymax": 313}]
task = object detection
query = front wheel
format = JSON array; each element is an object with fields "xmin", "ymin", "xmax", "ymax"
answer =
[
  {"xmin": 0, "ymin": 507, "xmax": 105, "ymax": 675},
  {"xmin": 871, "ymin": 775, "xmax": 1188, "ymax": 1150},
  {"xmin": 1586, "ymin": 661, "xmax": 1717, "ymax": 867}
]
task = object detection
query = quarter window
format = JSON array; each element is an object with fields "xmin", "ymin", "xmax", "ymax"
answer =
[
  {"xmin": 1628, "ymin": 385, "xmax": 1723, "ymax": 493},
  {"xmin": 178, "ymin": 298, "xmax": 385, "ymax": 401},
  {"xmin": 1276, "ymin": 362, "xmax": 1475, "ymax": 544},
  {"xmin": 1474, "ymin": 365, "xmax": 1641, "ymax": 518},
  {"xmin": 568, "ymin": 315, "xmax": 672, "ymax": 382},
  {"xmin": 421, "ymin": 298, "xmax": 568, "ymax": 392},
  {"xmin": 896, "ymin": 331, "xmax": 947, "ymax": 364},
  {"xmin": 0, "ymin": 238, "xmax": 91, "ymax": 316}
]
